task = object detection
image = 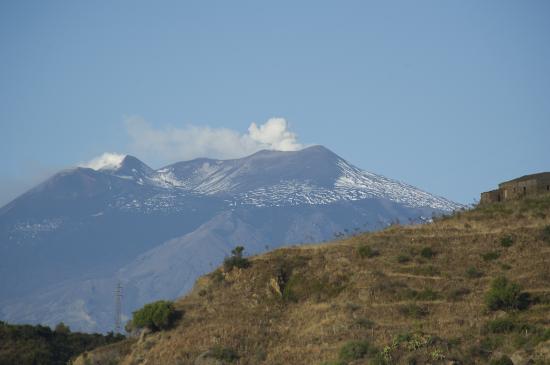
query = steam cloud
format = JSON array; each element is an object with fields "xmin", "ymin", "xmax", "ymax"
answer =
[
  {"xmin": 81, "ymin": 153, "xmax": 126, "ymax": 170},
  {"xmin": 124, "ymin": 117, "xmax": 303, "ymax": 162}
]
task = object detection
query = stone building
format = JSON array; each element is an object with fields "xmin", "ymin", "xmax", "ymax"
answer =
[{"xmin": 480, "ymin": 172, "xmax": 550, "ymax": 205}]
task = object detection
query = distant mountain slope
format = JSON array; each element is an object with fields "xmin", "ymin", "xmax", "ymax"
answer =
[{"xmin": 0, "ymin": 146, "xmax": 461, "ymax": 332}]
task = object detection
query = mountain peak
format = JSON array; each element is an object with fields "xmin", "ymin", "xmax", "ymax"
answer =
[
  {"xmin": 245, "ymin": 145, "xmax": 336, "ymax": 159},
  {"xmin": 298, "ymin": 145, "xmax": 338, "ymax": 157}
]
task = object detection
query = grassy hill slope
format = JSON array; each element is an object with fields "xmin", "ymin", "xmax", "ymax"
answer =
[{"xmin": 76, "ymin": 194, "xmax": 550, "ymax": 365}]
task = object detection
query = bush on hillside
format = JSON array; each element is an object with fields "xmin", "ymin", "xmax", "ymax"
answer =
[
  {"xmin": 489, "ymin": 355, "xmax": 513, "ymax": 365},
  {"xmin": 485, "ymin": 277, "xmax": 529, "ymax": 311},
  {"xmin": 399, "ymin": 304, "xmax": 429, "ymax": 319},
  {"xmin": 542, "ymin": 225, "xmax": 550, "ymax": 244},
  {"xmin": 500, "ymin": 235, "xmax": 514, "ymax": 247},
  {"xmin": 223, "ymin": 246, "xmax": 251, "ymax": 271},
  {"xmin": 207, "ymin": 346, "xmax": 239, "ymax": 362},
  {"xmin": 397, "ymin": 254, "xmax": 411, "ymax": 264},
  {"xmin": 339, "ymin": 340, "xmax": 374, "ymax": 362},
  {"xmin": 358, "ymin": 244, "xmax": 379, "ymax": 258},
  {"xmin": 130, "ymin": 300, "xmax": 177, "ymax": 331},
  {"xmin": 420, "ymin": 247, "xmax": 436, "ymax": 259},
  {"xmin": 485, "ymin": 317, "xmax": 517, "ymax": 334},
  {"xmin": 482, "ymin": 251, "xmax": 501, "ymax": 262},
  {"xmin": 447, "ymin": 287, "xmax": 471, "ymax": 301},
  {"xmin": 465, "ymin": 266, "xmax": 484, "ymax": 279}
]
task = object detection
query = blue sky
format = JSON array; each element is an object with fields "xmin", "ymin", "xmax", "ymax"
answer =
[{"xmin": 1, "ymin": 0, "xmax": 549, "ymax": 205}]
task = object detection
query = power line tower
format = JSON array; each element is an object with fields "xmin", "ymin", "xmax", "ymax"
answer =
[{"xmin": 114, "ymin": 281, "xmax": 123, "ymax": 333}]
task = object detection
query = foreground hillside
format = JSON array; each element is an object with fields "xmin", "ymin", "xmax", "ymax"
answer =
[{"xmin": 78, "ymin": 194, "xmax": 550, "ymax": 364}]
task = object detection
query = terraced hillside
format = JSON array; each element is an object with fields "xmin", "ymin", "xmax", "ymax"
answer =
[{"xmin": 76, "ymin": 194, "xmax": 550, "ymax": 365}]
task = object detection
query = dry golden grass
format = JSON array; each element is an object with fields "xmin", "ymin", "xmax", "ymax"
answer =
[{"xmin": 79, "ymin": 194, "xmax": 550, "ymax": 365}]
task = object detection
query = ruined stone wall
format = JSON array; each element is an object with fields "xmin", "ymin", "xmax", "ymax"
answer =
[
  {"xmin": 480, "ymin": 173, "xmax": 550, "ymax": 205},
  {"xmin": 480, "ymin": 189, "xmax": 501, "ymax": 204},
  {"xmin": 500, "ymin": 178, "xmax": 538, "ymax": 200}
]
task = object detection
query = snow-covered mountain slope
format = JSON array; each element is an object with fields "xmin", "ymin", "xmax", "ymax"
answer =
[
  {"xmin": 61, "ymin": 145, "xmax": 460, "ymax": 212},
  {"xmin": 0, "ymin": 145, "xmax": 463, "ymax": 332}
]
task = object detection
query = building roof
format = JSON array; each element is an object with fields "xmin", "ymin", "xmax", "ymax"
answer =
[{"xmin": 499, "ymin": 172, "xmax": 550, "ymax": 186}]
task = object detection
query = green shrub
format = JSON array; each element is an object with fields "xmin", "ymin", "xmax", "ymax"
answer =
[
  {"xmin": 131, "ymin": 300, "xmax": 177, "ymax": 331},
  {"xmin": 339, "ymin": 340, "xmax": 372, "ymax": 361},
  {"xmin": 447, "ymin": 287, "xmax": 471, "ymax": 301},
  {"xmin": 469, "ymin": 336, "xmax": 502, "ymax": 359},
  {"xmin": 482, "ymin": 251, "xmax": 501, "ymax": 262},
  {"xmin": 490, "ymin": 355, "xmax": 513, "ymax": 365},
  {"xmin": 485, "ymin": 277, "xmax": 529, "ymax": 311},
  {"xmin": 358, "ymin": 245, "xmax": 379, "ymax": 258},
  {"xmin": 465, "ymin": 266, "xmax": 484, "ymax": 279},
  {"xmin": 485, "ymin": 318, "xmax": 517, "ymax": 333},
  {"xmin": 397, "ymin": 255, "xmax": 411, "ymax": 264},
  {"xmin": 420, "ymin": 247, "xmax": 436, "ymax": 259},
  {"xmin": 369, "ymin": 353, "xmax": 389, "ymax": 365},
  {"xmin": 500, "ymin": 236, "xmax": 514, "ymax": 247},
  {"xmin": 223, "ymin": 246, "xmax": 251, "ymax": 271},
  {"xmin": 399, "ymin": 304, "xmax": 429, "ymax": 318},
  {"xmin": 207, "ymin": 346, "xmax": 239, "ymax": 362},
  {"xmin": 542, "ymin": 225, "xmax": 550, "ymax": 243}
]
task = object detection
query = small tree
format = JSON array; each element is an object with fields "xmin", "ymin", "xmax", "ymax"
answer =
[
  {"xmin": 486, "ymin": 277, "xmax": 529, "ymax": 311},
  {"xmin": 223, "ymin": 245, "xmax": 250, "ymax": 271},
  {"xmin": 130, "ymin": 300, "xmax": 177, "ymax": 331}
]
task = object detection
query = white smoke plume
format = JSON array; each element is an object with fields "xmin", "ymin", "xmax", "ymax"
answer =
[
  {"xmin": 80, "ymin": 153, "xmax": 126, "ymax": 170},
  {"xmin": 248, "ymin": 118, "xmax": 302, "ymax": 151},
  {"xmin": 124, "ymin": 116, "xmax": 303, "ymax": 163}
]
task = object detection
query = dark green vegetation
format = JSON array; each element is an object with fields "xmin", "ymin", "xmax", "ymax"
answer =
[
  {"xmin": 223, "ymin": 246, "xmax": 251, "ymax": 271},
  {"xmin": 126, "ymin": 300, "xmax": 178, "ymax": 332},
  {"xmin": 420, "ymin": 246, "xmax": 436, "ymax": 259},
  {"xmin": 396, "ymin": 254, "xmax": 410, "ymax": 263},
  {"xmin": 357, "ymin": 244, "xmax": 380, "ymax": 258},
  {"xmin": 543, "ymin": 225, "xmax": 550, "ymax": 243},
  {"xmin": 321, "ymin": 340, "xmax": 379, "ymax": 365},
  {"xmin": 466, "ymin": 266, "xmax": 484, "ymax": 279},
  {"xmin": 206, "ymin": 346, "xmax": 240, "ymax": 362},
  {"xmin": 490, "ymin": 355, "xmax": 514, "ymax": 365},
  {"xmin": 500, "ymin": 235, "xmax": 514, "ymax": 247},
  {"xmin": 0, "ymin": 321, "xmax": 124, "ymax": 365},
  {"xmin": 482, "ymin": 250, "xmax": 501, "ymax": 262},
  {"xmin": 485, "ymin": 276, "xmax": 530, "ymax": 311}
]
